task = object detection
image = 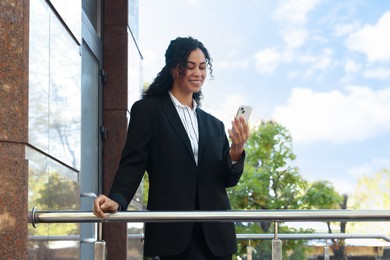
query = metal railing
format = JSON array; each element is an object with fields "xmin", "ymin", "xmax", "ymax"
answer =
[
  {"xmin": 29, "ymin": 208, "xmax": 390, "ymax": 224},
  {"xmin": 28, "ymin": 233, "xmax": 390, "ymax": 242},
  {"xmin": 28, "ymin": 208, "xmax": 390, "ymax": 260}
]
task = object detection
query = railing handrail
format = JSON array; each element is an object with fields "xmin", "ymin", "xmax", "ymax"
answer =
[
  {"xmin": 29, "ymin": 208, "xmax": 390, "ymax": 226},
  {"xmin": 27, "ymin": 233, "xmax": 390, "ymax": 242},
  {"xmin": 236, "ymin": 233, "xmax": 390, "ymax": 242}
]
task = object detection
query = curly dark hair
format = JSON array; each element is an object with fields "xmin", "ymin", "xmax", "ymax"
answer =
[{"xmin": 143, "ymin": 36, "xmax": 213, "ymax": 106}]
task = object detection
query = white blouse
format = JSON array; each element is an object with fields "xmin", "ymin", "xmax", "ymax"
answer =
[{"xmin": 168, "ymin": 91, "xmax": 199, "ymax": 165}]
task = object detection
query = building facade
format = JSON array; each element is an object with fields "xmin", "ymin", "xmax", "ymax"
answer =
[{"xmin": 0, "ymin": 0, "xmax": 142, "ymax": 259}]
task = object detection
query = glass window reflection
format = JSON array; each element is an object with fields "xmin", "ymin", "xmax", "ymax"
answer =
[
  {"xmin": 27, "ymin": 146, "xmax": 80, "ymax": 259},
  {"xmin": 29, "ymin": 0, "xmax": 50, "ymax": 153},
  {"xmin": 29, "ymin": 0, "xmax": 81, "ymax": 170},
  {"xmin": 49, "ymin": 0, "xmax": 81, "ymax": 42},
  {"xmin": 28, "ymin": 0, "xmax": 82, "ymax": 258},
  {"xmin": 49, "ymin": 15, "xmax": 81, "ymax": 169}
]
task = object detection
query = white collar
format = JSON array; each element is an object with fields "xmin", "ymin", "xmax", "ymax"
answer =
[{"xmin": 168, "ymin": 91, "xmax": 197, "ymax": 111}]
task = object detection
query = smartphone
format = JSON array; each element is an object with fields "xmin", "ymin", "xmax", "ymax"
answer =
[{"xmin": 236, "ymin": 105, "xmax": 252, "ymax": 122}]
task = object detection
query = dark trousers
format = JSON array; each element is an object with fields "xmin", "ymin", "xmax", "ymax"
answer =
[{"xmin": 158, "ymin": 223, "xmax": 232, "ymax": 260}]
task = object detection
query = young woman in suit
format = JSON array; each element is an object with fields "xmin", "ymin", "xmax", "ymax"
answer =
[{"xmin": 93, "ymin": 36, "xmax": 249, "ymax": 259}]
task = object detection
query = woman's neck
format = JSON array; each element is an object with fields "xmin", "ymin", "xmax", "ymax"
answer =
[{"xmin": 170, "ymin": 88, "xmax": 193, "ymax": 108}]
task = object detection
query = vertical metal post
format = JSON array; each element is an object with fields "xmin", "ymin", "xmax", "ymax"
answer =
[
  {"xmin": 94, "ymin": 222, "xmax": 106, "ymax": 260},
  {"xmin": 272, "ymin": 221, "xmax": 282, "ymax": 260},
  {"xmin": 80, "ymin": 192, "xmax": 97, "ymax": 259},
  {"xmin": 324, "ymin": 242, "xmax": 330, "ymax": 260},
  {"xmin": 247, "ymin": 240, "xmax": 253, "ymax": 260}
]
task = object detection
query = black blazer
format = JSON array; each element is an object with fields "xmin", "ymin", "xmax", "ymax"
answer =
[{"xmin": 109, "ymin": 92, "xmax": 245, "ymax": 257}]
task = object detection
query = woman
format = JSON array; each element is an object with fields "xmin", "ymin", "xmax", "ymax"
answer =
[{"xmin": 93, "ymin": 36, "xmax": 249, "ymax": 259}]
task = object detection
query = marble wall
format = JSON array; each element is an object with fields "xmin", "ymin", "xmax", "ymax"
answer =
[
  {"xmin": 0, "ymin": 0, "xmax": 29, "ymax": 258},
  {"xmin": 102, "ymin": 0, "xmax": 131, "ymax": 259},
  {"xmin": 1, "ymin": 0, "xmax": 139, "ymax": 258}
]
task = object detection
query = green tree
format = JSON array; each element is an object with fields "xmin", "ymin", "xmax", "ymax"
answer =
[
  {"xmin": 229, "ymin": 121, "xmax": 306, "ymax": 218},
  {"xmin": 303, "ymin": 181, "xmax": 347, "ymax": 259},
  {"xmin": 302, "ymin": 181, "xmax": 343, "ymax": 209},
  {"xmin": 229, "ymin": 121, "xmax": 308, "ymax": 258}
]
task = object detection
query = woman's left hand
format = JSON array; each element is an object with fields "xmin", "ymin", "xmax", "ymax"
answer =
[{"xmin": 228, "ymin": 117, "xmax": 250, "ymax": 161}]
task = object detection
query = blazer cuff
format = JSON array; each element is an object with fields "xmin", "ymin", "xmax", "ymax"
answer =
[
  {"xmin": 109, "ymin": 193, "xmax": 128, "ymax": 211},
  {"xmin": 228, "ymin": 150, "xmax": 246, "ymax": 168}
]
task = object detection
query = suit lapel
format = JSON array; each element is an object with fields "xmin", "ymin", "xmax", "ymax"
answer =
[{"xmin": 161, "ymin": 94, "xmax": 194, "ymax": 160}]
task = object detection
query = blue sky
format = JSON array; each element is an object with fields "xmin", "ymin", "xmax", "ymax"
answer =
[{"xmin": 139, "ymin": 0, "xmax": 390, "ymax": 195}]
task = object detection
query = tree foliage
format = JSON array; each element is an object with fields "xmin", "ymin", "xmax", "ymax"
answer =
[
  {"xmin": 229, "ymin": 121, "xmax": 306, "ymax": 213},
  {"xmin": 302, "ymin": 180, "xmax": 343, "ymax": 209},
  {"xmin": 303, "ymin": 181, "xmax": 348, "ymax": 259},
  {"xmin": 229, "ymin": 121, "xmax": 345, "ymax": 259},
  {"xmin": 229, "ymin": 121, "xmax": 308, "ymax": 258}
]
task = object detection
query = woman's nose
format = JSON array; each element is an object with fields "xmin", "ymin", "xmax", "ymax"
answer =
[{"xmin": 193, "ymin": 66, "xmax": 202, "ymax": 76}]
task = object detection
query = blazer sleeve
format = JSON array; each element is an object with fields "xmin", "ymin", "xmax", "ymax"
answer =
[
  {"xmin": 109, "ymin": 100, "xmax": 152, "ymax": 209},
  {"xmin": 221, "ymin": 121, "xmax": 246, "ymax": 188}
]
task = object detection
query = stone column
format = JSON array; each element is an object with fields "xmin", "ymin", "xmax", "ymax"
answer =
[
  {"xmin": 0, "ymin": 0, "xmax": 29, "ymax": 258},
  {"xmin": 102, "ymin": 0, "xmax": 129, "ymax": 259}
]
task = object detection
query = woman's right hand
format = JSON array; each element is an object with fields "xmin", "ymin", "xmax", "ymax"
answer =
[{"xmin": 93, "ymin": 194, "xmax": 120, "ymax": 218}]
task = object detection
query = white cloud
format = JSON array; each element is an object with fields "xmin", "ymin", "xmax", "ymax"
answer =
[
  {"xmin": 333, "ymin": 21, "xmax": 361, "ymax": 37},
  {"xmin": 298, "ymin": 48, "xmax": 334, "ymax": 70},
  {"xmin": 363, "ymin": 67, "xmax": 390, "ymax": 80},
  {"xmin": 214, "ymin": 59, "xmax": 249, "ymax": 70},
  {"xmin": 282, "ymin": 28, "xmax": 308, "ymax": 49},
  {"xmin": 341, "ymin": 59, "xmax": 363, "ymax": 84},
  {"xmin": 254, "ymin": 48, "xmax": 282, "ymax": 74},
  {"xmin": 273, "ymin": 86, "xmax": 390, "ymax": 144},
  {"xmin": 347, "ymin": 164, "xmax": 373, "ymax": 178},
  {"xmin": 255, "ymin": 0, "xmax": 324, "ymax": 73},
  {"xmin": 344, "ymin": 59, "xmax": 362, "ymax": 75},
  {"xmin": 286, "ymin": 48, "xmax": 334, "ymax": 80},
  {"xmin": 331, "ymin": 177, "xmax": 357, "ymax": 195},
  {"xmin": 346, "ymin": 11, "xmax": 390, "ymax": 63},
  {"xmin": 255, "ymin": 0, "xmax": 323, "ymax": 72},
  {"xmin": 274, "ymin": 0, "xmax": 322, "ymax": 25},
  {"xmin": 273, "ymin": 0, "xmax": 321, "ymax": 49}
]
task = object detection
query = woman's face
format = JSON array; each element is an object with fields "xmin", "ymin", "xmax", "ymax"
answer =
[{"xmin": 173, "ymin": 48, "xmax": 207, "ymax": 95}]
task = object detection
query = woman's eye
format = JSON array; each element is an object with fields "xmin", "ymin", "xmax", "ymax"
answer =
[{"xmin": 186, "ymin": 63, "xmax": 206, "ymax": 70}]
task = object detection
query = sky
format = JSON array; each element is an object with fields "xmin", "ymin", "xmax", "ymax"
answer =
[{"xmin": 138, "ymin": 0, "xmax": 390, "ymax": 196}]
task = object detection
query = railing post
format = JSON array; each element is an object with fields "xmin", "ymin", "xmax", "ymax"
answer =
[
  {"xmin": 247, "ymin": 240, "xmax": 253, "ymax": 260},
  {"xmin": 94, "ymin": 222, "xmax": 106, "ymax": 260},
  {"xmin": 272, "ymin": 221, "xmax": 282, "ymax": 260},
  {"xmin": 324, "ymin": 242, "xmax": 330, "ymax": 260}
]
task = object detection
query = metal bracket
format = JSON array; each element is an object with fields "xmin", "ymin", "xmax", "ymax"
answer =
[
  {"xmin": 31, "ymin": 206, "xmax": 38, "ymax": 228},
  {"xmin": 81, "ymin": 192, "xmax": 97, "ymax": 198},
  {"xmin": 100, "ymin": 69, "xmax": 107, "ymax": 84},
  {"xmin": 100, "ymin": 126, "xmax": 107, "ymax": 140},
  {"xmin": 274, "ymin": 220, "xmax": 279, "ymax": 239}
]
